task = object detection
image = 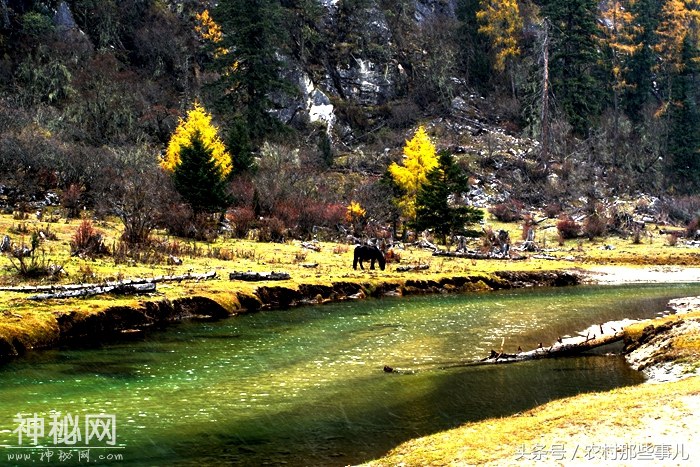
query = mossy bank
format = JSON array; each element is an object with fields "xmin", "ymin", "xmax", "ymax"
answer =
[{"xmin": 0, "ymin": 269, "xmax": 580, "ymax": 359}]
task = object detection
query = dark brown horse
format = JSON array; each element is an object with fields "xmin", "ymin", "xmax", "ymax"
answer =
[{"xmin": 353, "ymin": 245, "xmax": 386, "ymax": 271}]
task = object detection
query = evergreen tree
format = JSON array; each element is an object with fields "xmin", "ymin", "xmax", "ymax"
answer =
[
  {"xmin": 456, "ymin": 0, "xmax": 492, "ymax": 88},
  {"xmin": 665, "ymin": 34, "xmax": 700, "ymax": 193},
  {"xmin": 414, "ymin": 150, "xmax": 483, "ymax": 244},
  {"xmin": 540, "ymin": 0, "xmax": 603, "ymax": 136},
  {"xmin": 211, "ymin": 0, "xmax": 289, "ymax": 146},
  {"xmin": 172, "ymin": 130, "xmax": 230, "ymax": 215},
  {"xmin": 623, "ymin": 0, "xmax": 663, "ymax": 122}
]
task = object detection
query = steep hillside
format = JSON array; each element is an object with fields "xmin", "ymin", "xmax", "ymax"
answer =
[{"xmin": 1, "ymin": 1, "xmax": 698, "ymax": 239}]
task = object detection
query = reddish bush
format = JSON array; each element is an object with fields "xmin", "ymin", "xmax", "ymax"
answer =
[
  {"xmin": 159, "ymin": 202, "xmax": 196, "ymax": 238},
  {"xmin": 226, "ymin": 207, "xmax": 257, "ymax": 239},
  {"xmin": 521, "ymin": 213, "xmax": 536, "ymax": 241},
  {"xmin": 543, "ymin": 203, "xmax": 562, "ymax": 218},
  {"xmin": 62, "ymin": 184, "xmax": 83, "ymax": 218},
  {"xmin": 273, "ymin": 199, "xmax": 346, "ymax": 239},
  {"xmin": 556, "ymin": 214, "xmax": 580, "ymax": 240},
  {"xmin": 489, "ymin": 199, "xmax": 524, "ymax": 222},
  {"xmin": 583, "ymin": 214, "xmax": 607, "ymax": 240},
  {"xmin": 71, "ymin": 220, "xmax": 108, "ymax": 257},
  {"xmin": 686, "ymin": 218, "xmax": 700, "ymax": 239},
  {"xmin": 258, "ymin": 217, "xmax": 287, "ymax": 242}
]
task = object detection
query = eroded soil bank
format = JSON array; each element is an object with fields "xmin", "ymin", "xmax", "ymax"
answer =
[{"xmin": 0, "ymin": 270, "xmax": 580, "ymax": 359}]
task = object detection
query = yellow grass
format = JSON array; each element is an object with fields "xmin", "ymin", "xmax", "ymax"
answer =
[{"xmin": 365, "ymin": 375, "xmax": 700, "ymax": 466}]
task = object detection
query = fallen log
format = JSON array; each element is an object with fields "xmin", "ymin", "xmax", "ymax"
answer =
[
  {"xmin": 384, "ymin": 325, "xmax": 626, "ymax": 374},
  {"xmin": 474, "ymin": 331, "xmax": 626, "ymax": 365},
  {"xmin": 229, "ymin": 271, "xmax": 291, "ymax": 281},
  {"xmin": 28, "ymin": 282, "xmax": 157, "ymax": 300},
  {"xmin": 432, "ymin": 250, "xmax": 527, "ymax": 261},
  {"xmin": 395, "ymin": 264, "xmax": 430, "ymax": 272},
  {"xmin": 0, "ymin": 270, "xmax": 217, "ymax": 294}
]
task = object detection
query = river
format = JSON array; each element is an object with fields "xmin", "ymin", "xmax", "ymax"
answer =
[{"xmin": 2, "ymin": 283, "xmax": 700, "ymax": 466}]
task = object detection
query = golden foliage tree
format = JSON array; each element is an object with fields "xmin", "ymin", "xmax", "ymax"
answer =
[
  {"xmin": 476, "ymin": 0, "xmax": 523, "ymax": 73},
  {"xmin": 161, "ymin": 101, "xmax": 232, "ymax": 177},
  {"xmin": 388, "ymin": 126, "xmax": 439, "ymax": 221},
  {"xmin": 195, "ymin": 9, "xmax": 223, "ymax": 43}
]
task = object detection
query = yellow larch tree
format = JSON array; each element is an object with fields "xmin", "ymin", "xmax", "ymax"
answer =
[
  {"xmin": 476, "ymin": 0, "xmax": 523, "ymax": 73},
  {"xmin": 195, "ymin": 10, "xmax": 223, "ymax": 43},
  {"xmin": 161, "ymin": 101, "xmax": 232, "ymax": 177},
  {"xmin": 389, "ymin": 126, "xmax": 439, "ymax": 221},
  {"xmin": 654, "ymin": 0, "xmax": 691, "ymax": 75}
]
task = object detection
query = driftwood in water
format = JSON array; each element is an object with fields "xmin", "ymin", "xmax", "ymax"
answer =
[
  {"xmin": 475, "ymin": 331, "xmax": 625, "ymax": 365},
  {"xmin": 384, "ymin": 326, "xmax": 626, "ymax": 374},
  {"xmin": 229, "ymin": 271, "xmax": 291, "ymax": 281},
  {"xmin": 1, "ymin": 270, "xmax": 217, "ymax": 295},
  {"xmin": 28, "ymin": 282, "xmax": 157, "ymax": 300}
]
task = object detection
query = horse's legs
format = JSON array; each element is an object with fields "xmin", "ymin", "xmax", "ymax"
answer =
[{"xmin": 370, "ymin": 259, "xmax": 375, "ymax": 270}]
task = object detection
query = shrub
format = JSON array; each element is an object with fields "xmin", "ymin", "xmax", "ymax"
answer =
[
  {"xmin": 666, "ymin": 233, "xmax": 679, "ymax": 246},
  {"xmin": 489, "ymin": 199, "xmax": 524, "ymax": 222},
  {"xmin": 257, "ymin": 217, "xmax": 286, "ymax": 242},
  {"xmin": 6, "ymin": 233, "xmax": 64, "ymax": 279},
  {"xmin": 543, "ymin": 203, "xmax": 562, "ymax": 218},
  {"xmin": 61, "ymin": 184, "xmax": 83, "ymax": 218},
  {"xmin": 521, "ymin": 213, "xmax": 536, "ymax": 241},
  {"xmin": 71, "ymin": 220, "xmax": 109, "ymax": 257},
  {"xmin": 583, "ymin": 214, "xmax": 607, "ymax": 240},
  {"xmin": 384, "ymin": 248, "xmax": 401, "ymax": 263},
  {"xmin": 686, "ymin": 218, "xmax": 700, "ymax": 239},
  {"xmin": 226, "ymin": 207, "xmax": 257, "ymax": 239},
  {"xmin": 160, "ymin": 203, "xmax": 196, "ymax": 238},
  {"xmin": 660, "ymin": 195, "xmax": 700, "ymax": 223},
  {"xmin": 556, "ymin": 214, "xmax": 580, "ymax": 240}
]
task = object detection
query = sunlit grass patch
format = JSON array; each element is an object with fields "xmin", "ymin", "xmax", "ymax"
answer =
[{"xmin": 364, "ymin": 376, "xmax": 700, "ymax": 466}]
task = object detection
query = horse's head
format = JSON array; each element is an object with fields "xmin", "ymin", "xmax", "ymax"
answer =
[{"xmin": 377, "ymin": 248, "xmax": 386, "ymax": 271}]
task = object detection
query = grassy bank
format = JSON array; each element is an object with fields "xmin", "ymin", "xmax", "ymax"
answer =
[
  {"xmin": 0, "ymin": 211, "xmax": 699, "ymax": 354},
  {"xmin": 364, "ymin": 374, "xmax": 700, "ymax": 466}
]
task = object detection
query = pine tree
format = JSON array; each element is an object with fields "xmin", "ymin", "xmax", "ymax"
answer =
[
  {"xmin": 623, "ymin": 0, "xmax": 663, "ymax": 122},
  {"xmin": 540, "ymin": 0, "xmax": 603, "ymax": 136},
  {"xmin": 388, "ymin": 126, "xmax": 439, "ymax": 221},
  {"xmin": 172, "ymin": 130, "xmax": 230, "ymax": 215},
  {"xmin": 414, "ymin": 150, "xmax": 483, "ymax": 244},
  {"xmin": 211, "ymin": 0, "xmax": 288, "ymax": 145},
  {"xmin": 665, "ymin": 33, "xmax": 700, "ymax": 192},
  {"xmin": 456, "ymin": 0, "xmax": 492, "ymax": 87}
]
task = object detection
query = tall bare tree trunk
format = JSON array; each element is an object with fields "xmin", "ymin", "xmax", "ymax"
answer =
[{"xmin": 540, "ymin": 20, "xmax": 550, "ymax": 166}]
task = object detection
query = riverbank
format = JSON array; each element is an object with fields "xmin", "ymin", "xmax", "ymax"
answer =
[
  {"xmin": 363, "ymin": 289, "xmax": 700, "ymax": 466},
  {"xmin": 363, "ymin": 375, "xmax": 700, "ymax": 466},
  {"xmin": 0, "ymin": 268, "xmax": 580, "ymax": 358}
]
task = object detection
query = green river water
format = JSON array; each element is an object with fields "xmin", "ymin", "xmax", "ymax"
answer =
[{"xmin": 2, "ymin": 283, "xmax": 700, "ymax": 466}]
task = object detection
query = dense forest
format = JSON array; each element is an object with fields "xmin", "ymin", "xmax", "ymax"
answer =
[{"xmin": 0, "ymin": 0, "xmax": 698, "ymax": 245}]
